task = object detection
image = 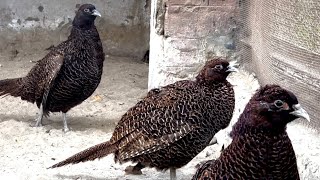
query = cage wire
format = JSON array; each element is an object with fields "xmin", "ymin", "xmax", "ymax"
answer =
[{"xmin": 236, "ymin": 0, "xmax": 320, "ymax": 128}]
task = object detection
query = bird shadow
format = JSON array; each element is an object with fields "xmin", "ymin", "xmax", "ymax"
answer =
[
  {"xmin": 55, "ymin": 174, "xmax": 116, "ymax": 180},
  {"xmin": 0, "ymin": 114, "xmax": 117, "ymax": 133},
  {"xmin": 53, "ymin": 171, "xmax": 171, "ymax": 180}
]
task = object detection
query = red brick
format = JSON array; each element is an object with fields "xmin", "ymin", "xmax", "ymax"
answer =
[
  {"xmin": 208, "ymin": 0, "xmax": 237, "ymax": 6},
  {"xmin": 167, "ymin": 0, "xmax": 209, "ymax": 6},
  {"xmin": 164, "ymin": 6, "xmax": 236, "ymax": 38}
]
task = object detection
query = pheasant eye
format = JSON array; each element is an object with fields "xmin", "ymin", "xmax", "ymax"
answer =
[
  {"xmin": 214, "ymin": 64, "xmax": 223, "ymax": 70},
  {"xmin": 84, "ymin": 8, "xmax": 90, "ymax": 13},
  {"xmin": 274, "ymin": 100, "xmax": 284, "ymax": 108}
]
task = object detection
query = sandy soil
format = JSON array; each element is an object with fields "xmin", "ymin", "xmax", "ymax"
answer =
[{"xmin": 0, "ymin": 55, "xmax": 319, "ymax": 180}]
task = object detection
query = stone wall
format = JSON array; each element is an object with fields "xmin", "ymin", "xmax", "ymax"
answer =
[
  {"xmin": 0, "ymin": 0, "xmax": 150, "ymax": 60},
  {"xmin": 148, "ymin": 0, "xmax": 238, "ymax": 89}
]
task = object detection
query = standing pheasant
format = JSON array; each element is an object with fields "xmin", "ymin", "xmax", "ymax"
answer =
[
  {"xmin": 0, "ymin": 4, "xmax": 104, "ymax": 131},
  {"xmin": 49, "ymin": 58, "xmax": 238, "ymax": 180},
  {"xmin": 192, "ymin": 84, "xmax": 310, "ymax": 180}
]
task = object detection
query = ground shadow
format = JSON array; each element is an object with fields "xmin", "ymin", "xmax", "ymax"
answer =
[
  {"xmin": 0, "ymin": 114, "xmax": 117, "ymax": 133},
  {"xmin": 54, "ymin": 169, "xmax": 192, "ymax": 180},
  {"xmin": 55, "ymin": 174, "xmax": 115, "ymax": 180}
]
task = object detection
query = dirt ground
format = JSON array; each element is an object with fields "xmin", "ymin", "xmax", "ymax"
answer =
[{"xmin": 0, "ymin": 55, "xmax": 319, "ymax": 180}]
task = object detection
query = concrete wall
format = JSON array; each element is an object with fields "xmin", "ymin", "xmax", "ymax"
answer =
[
  {"xmin": 148, "ymin": 0, "xmax": 238, "ymax": 89},
  {"xmin": 0, "ymin": 0, "xmax": 150, "ymax": 60}
]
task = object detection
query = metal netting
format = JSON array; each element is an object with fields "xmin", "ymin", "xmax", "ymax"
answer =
[{"xmin": 237, "ymin": 0, "xmax": 320, "ymax": 128}]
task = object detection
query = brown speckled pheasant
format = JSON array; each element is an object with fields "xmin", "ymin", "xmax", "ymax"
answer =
[
  {"xmin": 192, "ymin": 85, "xmax": 310, "ymax": 180},
  {"xmin": 49, "ymin": 58, "xmax": 238, "ymax": 180},
  {"xmin": 0, "ymin": 4, "xmax": 104, "ymax": 131}
]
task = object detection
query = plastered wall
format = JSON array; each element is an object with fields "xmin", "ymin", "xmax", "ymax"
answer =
[{"xmin": 0, "ymin": 0, "xmax": 150, "ymax": 60}]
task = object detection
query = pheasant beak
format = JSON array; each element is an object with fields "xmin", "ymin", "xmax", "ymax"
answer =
[
  {"xmin": 92, "ymin": 9, "xmax": 101, "ymax": 17},
  {"xmin": 226, "ymin": 61, "xmax": 239, "ymax": 72},
  {"xmin": 290, "ymin": 104, "xmax": 310, "ymax": 122}
]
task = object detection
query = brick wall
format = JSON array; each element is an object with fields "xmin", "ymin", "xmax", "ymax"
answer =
[{"xmin": 149, "ymin": 0, "xmax": 238, "ymax": 89}]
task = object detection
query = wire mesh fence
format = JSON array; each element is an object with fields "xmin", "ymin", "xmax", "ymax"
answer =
[{"xmin": 237, "ymin": 0, "xmax": 320, "ymax": 128}]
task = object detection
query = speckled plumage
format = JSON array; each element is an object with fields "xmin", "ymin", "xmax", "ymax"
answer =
[
  {"xmin": 0, "ymin": 4, "xmax": 104, "ymax": 131},
  {"xmin": 192, "ymin": 85, "xmax": 310, "ymax": 180},
  {"xmin": 49, "ymin": 58, "xmax": 237, "ymax": 179}
]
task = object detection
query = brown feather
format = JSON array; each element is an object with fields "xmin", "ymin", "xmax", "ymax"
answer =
[
  {"xmin": 49, "ymin": 141, "xmax": 116, "ymax": 168},
  {"xmin": 50, "ymin": 58, "xmax": 236, "ymax": 174},
  {"xmin": 192, "ymin": 85, "xmax": 303, "ymax": 180},
  {"xmin": 0, "ymin": 4, "xmax": 104, "ymax": 126}
]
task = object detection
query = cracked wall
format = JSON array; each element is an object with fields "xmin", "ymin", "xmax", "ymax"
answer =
[{"xmin": 0, "ymin": 0, "xmax": 151, "ymax": 60}]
